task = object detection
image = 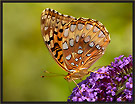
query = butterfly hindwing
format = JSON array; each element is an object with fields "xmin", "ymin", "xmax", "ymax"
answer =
[{"xmin": 62, "ymin": 18, "xmax": 110, "ymax": 72}]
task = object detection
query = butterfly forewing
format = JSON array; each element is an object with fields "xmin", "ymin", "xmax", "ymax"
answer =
[{"xmin": 41, "ymin": 8, "xmax": 76, "ymax": 71}]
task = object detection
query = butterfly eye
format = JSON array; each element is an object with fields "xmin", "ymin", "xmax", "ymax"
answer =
[{"xmin": 64, "ymin": 75, "xmax": 71, "ymax": 81}]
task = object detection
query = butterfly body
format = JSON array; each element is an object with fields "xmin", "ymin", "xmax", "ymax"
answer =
[{"xmin": 41, "ymin": 8, "xmax": 110, "ymax": 81}]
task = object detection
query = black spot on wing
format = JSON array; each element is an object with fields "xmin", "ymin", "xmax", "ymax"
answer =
[
  {"xmin": 57, "ymin": 37, "xmax": 62, "ymax": 41},
  {"xmin": 59, "ymin": 29, "xmax": 63, "ymax": 33},
  {"xmin": 45, "ymin": 41, "xmax": 50, "ymax": 45},
  {"xmin": 60, "ymin": 61, "xmax": 63, "ymax": 64},
  {"xmin": 58, "ymin": 54, "xmax": 63, "ymax": 61},
  {"xmin": 55, "ymin": 49, "xmax": 62, "ymax": 58},
  {"xmin": 50, "ymin": 36, "xmax": 54, "ymax": 41},
  {"xmin": 51, "ymin": 43, "xmax": 60, "ymax": 52},
  {"xmin": 54, "ymin": 31, "xmax": 58, "ymax": 35}
]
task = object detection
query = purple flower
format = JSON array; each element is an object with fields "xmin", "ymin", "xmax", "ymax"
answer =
[
  {"xmin": 117, "ymin": 97, "xmax": 122, "ymax": 102},
  {"xmin": 68, "ymin": 55, "xmax": 133, "ymax": 102},
  {"xmin": 126, "ymin": 77, "xmax": 133, "ymax": 89}
]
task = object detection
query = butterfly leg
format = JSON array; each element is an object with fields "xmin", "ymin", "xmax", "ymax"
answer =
[
  {"xmin": 72, "ymin": 79, "xmax": 83, "ymax": 96},
  {"xmin": 43, "ymin": 70, "xmax": 58, "ymax": 74}
]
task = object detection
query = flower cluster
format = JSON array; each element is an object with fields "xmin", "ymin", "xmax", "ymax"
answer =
[{"xmin": 67, "ymin": 55, "xmax": 133, "ymax": 102}]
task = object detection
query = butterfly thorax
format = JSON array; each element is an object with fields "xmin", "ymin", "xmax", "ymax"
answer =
[{"xmin": 64, "ymin": 69, "xmax": 89, "ymax": 82}]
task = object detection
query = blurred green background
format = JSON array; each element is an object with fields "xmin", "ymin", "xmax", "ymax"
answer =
[{"xmin": 3, "ymin": 3, "xmax": 132, "ymax": 101}]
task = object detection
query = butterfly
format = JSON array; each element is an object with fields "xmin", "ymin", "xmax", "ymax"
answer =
[{"xmin": 40, "ymin": 8, "xmax": 111, "ymax": 82}]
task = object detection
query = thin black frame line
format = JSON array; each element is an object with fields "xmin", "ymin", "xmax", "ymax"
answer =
[
  {"xmin": 1, "ymin": 1, "xmax": 3, "ymax": 103},
  {"xmin": 0, "ymin": 0, "xmax": 135, "ymax": 3}
]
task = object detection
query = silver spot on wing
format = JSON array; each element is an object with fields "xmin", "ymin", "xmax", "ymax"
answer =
[
  {"xmin": 64, "ymin": 28, "xmax": 69, "ymax": 37},
  {"xmin": 66, "ymin": 54, "xmax": 71, "ymax": 60},
  {"xmin": 63, "ymin": 41, "xmax": 68, "ymax": 50},
  {"xmin": 89, "ymin": 41, "xmax": 95, "ymax": 47},
  {"xmin": 78, "ymin": 50, "xmax": 83, "ymax": 54},
  {"xmin": 69, "ymin": 38, "xmax": 74, "ymax": 47},
  {"xmin": 78, "ymin": 24, "xmax": 84, "ymax": 30},
  {"xmin": 70, "ymin": 24, "xmax": 76, "ymax": 32}
]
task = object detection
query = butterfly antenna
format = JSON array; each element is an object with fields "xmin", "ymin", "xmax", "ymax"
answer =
[
  {"xmin": 43, "ymin": 70, "xmax": 63, "ymax": 75},
  {"xmin": 41, "ymin": 75, "xmax": 65, "ymax": 78},
  {"xmin": 72, "ymin": 79, "xmax": 83, "ymax": 96},
  {"xmin": 41, "ymin": 70, "xmax": 66, "ymax": 78}
]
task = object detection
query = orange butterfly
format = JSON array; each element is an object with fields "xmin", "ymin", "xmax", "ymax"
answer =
[{"xmin": 40, "ymin": 8, "xmax": 110, "ymax": 82}]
